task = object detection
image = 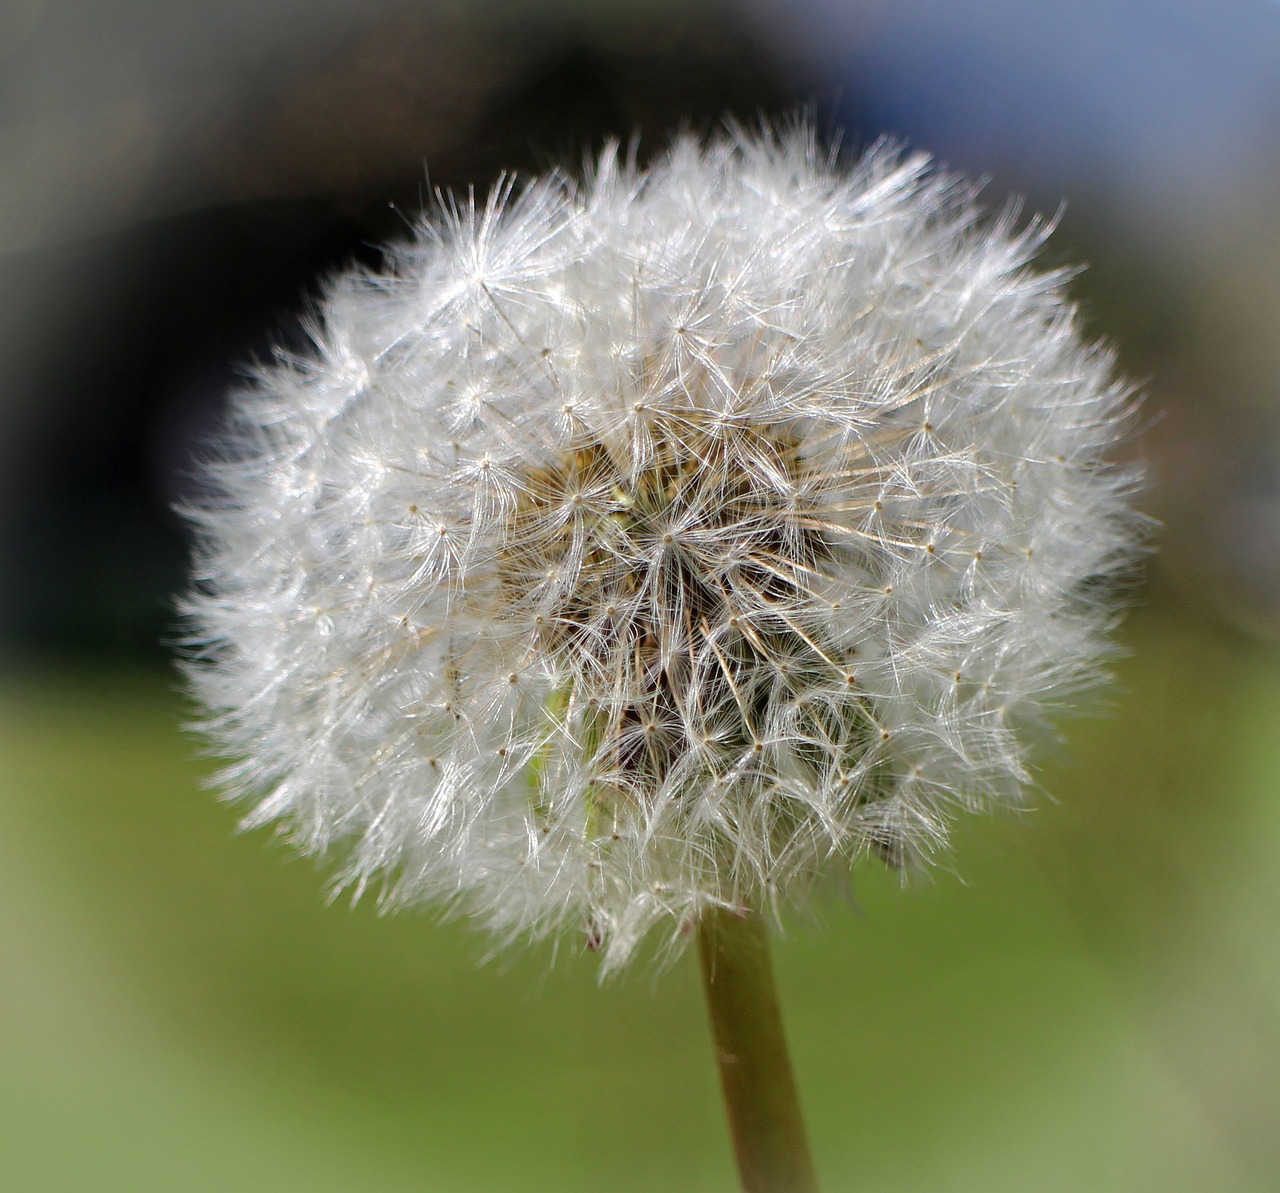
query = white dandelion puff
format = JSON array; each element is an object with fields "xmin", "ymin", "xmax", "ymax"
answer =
[{"xmin": 182, "ymin": 124, "xmax": 1143, "ymax": 972}]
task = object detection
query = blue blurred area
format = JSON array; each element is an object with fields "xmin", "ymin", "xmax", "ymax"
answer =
[{"xmin": 752, "ymin": 0, "xmax": 1280, "ymax": 229}]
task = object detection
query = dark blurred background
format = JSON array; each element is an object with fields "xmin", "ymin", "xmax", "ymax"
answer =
[{"xmin": 2, "ymin": 2, "xmax": 1279, "ymax": 1190}]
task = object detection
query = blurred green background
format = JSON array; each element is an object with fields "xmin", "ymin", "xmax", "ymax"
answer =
[
  {"xmin": 4, "ymin": 2, "xmax": 1280, "ymax": 1190},
  {"xmin": 5, "ymin": 608, "xmax": 1280, "ymax": 1191}
]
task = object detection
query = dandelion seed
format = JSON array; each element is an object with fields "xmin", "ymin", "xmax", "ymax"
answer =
[{"xmin": 182, "ymin": 124, "xmax": 1142, "ymax": 973}]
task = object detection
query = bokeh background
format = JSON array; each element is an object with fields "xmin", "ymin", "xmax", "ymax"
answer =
[{"xmin": 3, "ymin": 1, "xmax": 1279, "ymax": 1189}]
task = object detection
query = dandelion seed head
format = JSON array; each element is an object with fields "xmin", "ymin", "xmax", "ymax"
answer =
[{"xmin": 183, "ymin": 124, "xmax": 1143, "ymax": 972}]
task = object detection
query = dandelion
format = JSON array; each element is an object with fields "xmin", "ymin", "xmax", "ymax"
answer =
[{"xmin": 183, "ymin": 123, "xmax": 1141, "ymax": 1191}]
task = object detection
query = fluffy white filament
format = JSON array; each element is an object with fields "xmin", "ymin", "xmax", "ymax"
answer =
[{"xmin": 184, "ymin": 126, "xmax": 1141, "ymax": 971}]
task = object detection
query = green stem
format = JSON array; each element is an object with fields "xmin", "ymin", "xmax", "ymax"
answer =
[{"xmin": 697, "ymin": 905, "xmax": 821, "ymax": 1193}]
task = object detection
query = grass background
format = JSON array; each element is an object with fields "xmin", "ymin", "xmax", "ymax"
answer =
[{"xmin": 3, "ymin": 603, "xmax": 1278, "ymax": 1192}]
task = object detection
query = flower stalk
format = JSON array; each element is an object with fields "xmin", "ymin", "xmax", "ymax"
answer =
[{"xmin": 699, "ymin": 905, "xmax": 820, "ymax": 1193}]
